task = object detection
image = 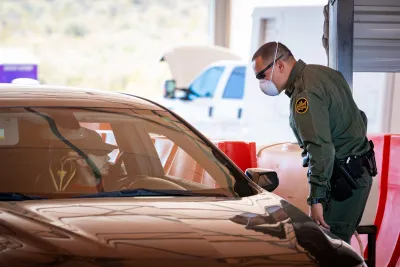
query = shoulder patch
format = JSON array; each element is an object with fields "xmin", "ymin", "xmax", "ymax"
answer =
[{"xmin": 295, "ymin": 97, "xmax": 308, "ymax": 114}]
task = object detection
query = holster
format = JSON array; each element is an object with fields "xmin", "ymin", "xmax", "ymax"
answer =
[
  {"xmin": 364, "ymin": 140, "xmax": 378, "ymax": 177},
  {"xmin": 330, "ymin": 159, "xmax": 354, "ymax": 202},
  {"xmin": 306, "ymin": 140, "xmax": 377, "ymax": 203},
  {"xmin": 345, "ymin": 140, "xmax": 378, "ymax": 178},
  {"xmin": 329, "ymin": 140, "xmax": 378, "ymax": 202}
]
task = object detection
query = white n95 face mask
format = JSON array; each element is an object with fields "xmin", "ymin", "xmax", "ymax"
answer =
[
  {"xmin": 260, "ymin": 80, "xmax": 279, "ymax": 96},
  {"xmin": 259, "ymin": 41, "xmax": 280, "ymax": 97}
]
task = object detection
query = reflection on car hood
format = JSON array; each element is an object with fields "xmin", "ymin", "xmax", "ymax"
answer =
[{"xmin": 0, "ymin": 193, "xmax": 365, "ymax": 267}]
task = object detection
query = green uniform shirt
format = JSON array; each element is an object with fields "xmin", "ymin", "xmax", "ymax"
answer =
[{"xmin": 285, "ymin": 59, "xmax": 370, "ymax": 200}]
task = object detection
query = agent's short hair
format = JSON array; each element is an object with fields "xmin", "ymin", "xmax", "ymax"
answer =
[{"xmin": 252, "ymin": 42, "xmax": 294, "ymax": 65}]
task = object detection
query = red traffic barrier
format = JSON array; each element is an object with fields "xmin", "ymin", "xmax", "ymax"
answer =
[
  {"xmin": 215, "ymin": 141, "xmax": 257, "ymax": 172},
  {"xmin": 375, "ymin": 134, "xmax": 400, "ymax": 267}
]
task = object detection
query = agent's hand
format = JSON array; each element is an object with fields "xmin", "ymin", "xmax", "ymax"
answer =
[{"xmin": 310, "ymin": 203, "xmax": 330, "ymax": 229}]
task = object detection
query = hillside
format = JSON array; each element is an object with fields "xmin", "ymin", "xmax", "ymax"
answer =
[{"xmin": 0, "ymin": 0, "xmax": 209, "ymax": 99}]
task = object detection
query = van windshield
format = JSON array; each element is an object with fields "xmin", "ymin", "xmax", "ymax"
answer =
[
  {"xmin": 188, "ymin": 66, "xmax": 225, "ymax": 99},
  {"xmin": 0, "ymin": 107, "xmax": 255, "ymax": 199}
]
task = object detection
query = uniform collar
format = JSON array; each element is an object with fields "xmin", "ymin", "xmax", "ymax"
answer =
[{"xmin": 284, "ymin": 59, "xmax": 306, "ymax": 98}]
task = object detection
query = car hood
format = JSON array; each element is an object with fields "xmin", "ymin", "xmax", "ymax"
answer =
[{"xmin": 0, "ymin": 193, "xmax": 365, "ymax": 267}]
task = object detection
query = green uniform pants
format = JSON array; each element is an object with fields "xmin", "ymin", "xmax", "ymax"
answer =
[{"xmin": 323, "ymin": 169, "xmax": 373, "ymax": 243}]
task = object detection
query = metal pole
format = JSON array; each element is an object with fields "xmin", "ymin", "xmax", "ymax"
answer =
[
  {"xmin": 208, "ymin": 0, "xmax": 216, "ymax": 45},
  {"xmin": 210, "ymin": 0, "xmax": 231, "ymax": 48},
  {"xmin": 328, "ymin": 0, "xmax": 355, "ymax": 91}
]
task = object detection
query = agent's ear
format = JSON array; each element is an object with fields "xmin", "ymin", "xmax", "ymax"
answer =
[{"xmin": 276, "ymin": 60, "xmax": 285, "ymax": 72}]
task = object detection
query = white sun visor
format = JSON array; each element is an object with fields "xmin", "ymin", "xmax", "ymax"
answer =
[{"xmin": 39, "ymin": 126, "xmax": 88, "ymax": 141}]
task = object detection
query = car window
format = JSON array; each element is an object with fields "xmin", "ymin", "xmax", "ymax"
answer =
[
  {"xmin": 151, "ymin": 133, "xmax": 219, "ymax": 188},
  {"xmin": 222, "ymin": 66, "xmax": 246, "ymax": 99},
  {"xmin": 188, "ymin": 66, "xmax": 225, "ymax": 99},
  {"xmin": 0, "ymin": 107, "xmax": 253, "ymax": 198}
]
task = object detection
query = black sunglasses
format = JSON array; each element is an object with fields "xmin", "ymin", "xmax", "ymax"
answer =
[{"xmin": 255, "ymin": 54, "xmax": 284, "ymax": 80}]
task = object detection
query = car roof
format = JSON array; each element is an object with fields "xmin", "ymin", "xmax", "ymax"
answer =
[{"xmin": 0, "ymin": 84, "xmax": 162, "ymax": 110}]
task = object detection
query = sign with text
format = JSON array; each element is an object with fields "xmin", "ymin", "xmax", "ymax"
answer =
[{"xmin": 0, "ymin": 64, "xmax": 38, "ymax": 83}]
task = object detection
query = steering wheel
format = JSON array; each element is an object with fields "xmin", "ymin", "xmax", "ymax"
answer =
[{"xmin": 108, "ymin": 152, "xmax": 185, "ymax": 191}]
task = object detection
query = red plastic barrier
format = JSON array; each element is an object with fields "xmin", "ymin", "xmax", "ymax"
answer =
[
  {"xmin": 369, "ymin": 135, "xmax": 391, "ymax": 236},
  {"xmin": 216, "ymin": 141, "xmax": 257, "ymax": 172},
  {"xmin": 387, "ymin": 234, "xmax": 400, "ymax": 267},
  {"xmin": 374, "ymin": 135, "xmax": 400, "ymax": 267},
  {"xmin": 351, "ymin": 134, "xmax": 390, "ymax": 259}
]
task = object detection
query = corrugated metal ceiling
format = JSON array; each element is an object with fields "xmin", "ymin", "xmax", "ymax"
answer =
[{"xmin": 353, "ymin": 0, "xmax": 400, "ymax": 72}]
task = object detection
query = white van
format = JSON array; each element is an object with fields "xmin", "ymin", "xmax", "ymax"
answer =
[{"xmin": 159, "ymin": 59, "xmax": 248, "ymax": 141}]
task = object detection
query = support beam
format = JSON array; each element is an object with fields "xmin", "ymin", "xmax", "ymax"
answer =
[
  {"xmin": 328, "ymin": 0, "xmax": 355, "ymax": 90},
  {"xmin": 209, "ymin": 0, "xmax": 231, "ymax": 48}
]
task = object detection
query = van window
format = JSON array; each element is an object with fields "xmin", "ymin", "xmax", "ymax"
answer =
[
  {"xmin": 189, "ymin": 66, "xmax": 225, "ymax": 99},
  {"xmin": 222, "ymin": 67, "xmax": 245, "ymax": 99}
]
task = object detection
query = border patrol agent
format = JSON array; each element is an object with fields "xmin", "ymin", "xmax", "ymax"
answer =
[{"xmin": 251, "ymin": 42, "xmax": 377, "ymax": 243}]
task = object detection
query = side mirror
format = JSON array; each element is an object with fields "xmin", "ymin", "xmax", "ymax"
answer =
[
  {"xmin": 245, "ymin": 168, "xmax": 279, "ymax": 192},
  {"xmin": 163, "ymin": 79, "xmax": 176, "ymax": 98}
]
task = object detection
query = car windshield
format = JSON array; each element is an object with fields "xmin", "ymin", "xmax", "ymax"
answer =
[{"xmin": 0, "ymin": 106, "xmax": 256, "ymax": 199}]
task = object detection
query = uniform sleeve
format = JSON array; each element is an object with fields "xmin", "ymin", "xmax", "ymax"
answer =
[
  {"xmin": 292, "ymin": 90, "xmax": 335, "ymax": 200},
  {"xmin": 289, "ymin": 121, "xmax": 307, "ymax": 156}
]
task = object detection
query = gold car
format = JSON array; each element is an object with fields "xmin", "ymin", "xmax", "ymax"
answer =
[{"xmin": 0, "ymin": 84, "xmax": 366, "ymax": 267}]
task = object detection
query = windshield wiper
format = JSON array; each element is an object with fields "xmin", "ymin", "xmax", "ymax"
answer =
[
  {"xmin": 72, "ymin": 188, "xmax": 228, "ymax": 198},
  {"xmin": 0, "ymin": 193, "xmax": 45, "ymax": 201}
]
